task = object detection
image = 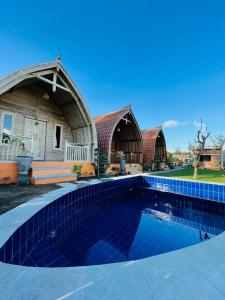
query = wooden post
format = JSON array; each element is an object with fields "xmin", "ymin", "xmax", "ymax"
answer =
[
  {"xmin": 30, "ymin": 136, "xmax": 33, "ymax": 156},
  {"xmin": 53, "ymin": 72, "xmax": 57, "ymax": 92},
  {"xmin": 87, "ymin": 144, "xmax": 91, "ymax": 162},
  {"xmin": 2, "ymin": 141, "xmax": 5, "ymax": 160},
  {"xmin": 6, "ymin": 144, "xmax": 9, "ymax": 160},
  {"xmin": 221, "ymin": 145, "xmax": 224, "ymax": 169},
  {"xmin": 64, "ymin": 140, "xmax": 68, "ymax": 161}
]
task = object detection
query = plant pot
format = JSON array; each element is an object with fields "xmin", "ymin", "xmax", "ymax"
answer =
[
  {"xmin": 16, "ymin": 155, "xmax": 33, "ymax": 185},
  {"xmin": 119, "ymin": 159, "xmax": 126, "ymax": 175},
  {"xmin": 73, "ymin": 173, "xmax": 79, "ymax": 181}
]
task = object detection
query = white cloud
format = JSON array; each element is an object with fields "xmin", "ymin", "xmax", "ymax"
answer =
[
  {"xmin": 162, "ymin": 120, "xmax": 179, "ymax": 128},
  {"xmin": 193, "ymin": 121, "xmax": 206, "ymax": 130}
]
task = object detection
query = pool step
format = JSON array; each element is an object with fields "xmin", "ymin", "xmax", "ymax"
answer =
[
  {"xmin": 31, "ymin": 162, "xmax": 76, "ymax": 185},
  {"xmin": 25, "ymin": 240, "xmax": 70, "ymax": 267}
]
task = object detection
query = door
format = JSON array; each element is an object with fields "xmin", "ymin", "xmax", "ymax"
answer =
[{"xmin": 24, "ymin": 118, "xmax": 46, "ymax": 160}]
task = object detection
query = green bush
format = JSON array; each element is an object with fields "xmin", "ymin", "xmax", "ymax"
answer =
[
  {"xmin": 143, "ymin": 164, "xmax": 150, "ymax": 172},
  {"xmin": 73, "ymin": 164, "xmax": 83, "ymax": 178},
  {"xmin": 99, "ymin": 152, "xmax": 110, "ymax": 175}
]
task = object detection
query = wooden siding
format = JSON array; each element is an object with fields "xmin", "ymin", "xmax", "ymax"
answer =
[{"xmin": 0, "ymin": 85, "xmax": 74, "ymax": 161}]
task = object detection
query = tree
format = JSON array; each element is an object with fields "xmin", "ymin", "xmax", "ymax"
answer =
[
  {"xmin": 174, "ymin": 146, "xmax": 182, "ymax": 156},
  {"xmin": 192, "ymin": 119, "xmax": 210, "ymax": 179}
]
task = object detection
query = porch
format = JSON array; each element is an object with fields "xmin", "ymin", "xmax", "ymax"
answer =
[
  {"xmin": 0, "ymin": 135, "xmax": 91, "ymax": 163},
  {"xmin": 0, "ymin": 136, "xmax": 95, "ymax": 184}
]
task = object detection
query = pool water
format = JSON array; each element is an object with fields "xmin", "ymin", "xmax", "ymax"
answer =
[
  {"xmin": 51, "ymin": 200, "xmax": 211, "ymax": 266},
  {"xmin": 16, "ymin": 188, "xmax": 225, "ymax": 267}
]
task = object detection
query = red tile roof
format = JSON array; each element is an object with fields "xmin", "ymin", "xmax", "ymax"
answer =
[
  {"xmin": 142, "ymin": 127, "xmax": 164, "ymax": 167},
  {"xmin": 94, "ymin": 106, "xmax": 131, "ymax": 154},
  {"xmin": 94, "ymin": 105, "xmax": 143, "ymax": 163}
]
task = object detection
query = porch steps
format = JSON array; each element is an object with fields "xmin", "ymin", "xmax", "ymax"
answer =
[{"xmin": 31, "ymin": 162, "xmax": 76, "ymax": 185}]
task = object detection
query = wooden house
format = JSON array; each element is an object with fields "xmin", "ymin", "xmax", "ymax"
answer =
[
  {"xmin": 142, "ymin": 127, "xmax": 167, "ymax": 170},
  {"xmin": 0, "ymin": 60, "xmax": 97, "ymax": 184},
  {"xmin": 94, "ymin": 106, "xmax": 143, "ymax": 175}
]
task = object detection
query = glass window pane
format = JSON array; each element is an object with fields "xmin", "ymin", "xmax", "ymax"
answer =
[{"xmin": 2, "ymin": 114, "xmax": 13, "ymax": 141}]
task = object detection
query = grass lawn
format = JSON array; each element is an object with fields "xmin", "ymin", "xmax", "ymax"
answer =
[{"xmin": 155, "ymin": 168, "xmax": 225, "ymax": 184}]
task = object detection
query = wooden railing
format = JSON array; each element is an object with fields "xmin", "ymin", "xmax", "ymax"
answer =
[
  {"xmin": 64, "ymin": 140, "xmax": 91, "ymax": 162},
  {"xmin": 110, "ymin": 151, "xmax": 142, "ymax": 164},
  {"xmin": 0, "ymin": 134, "xmax": 33, "ymax": 161}
]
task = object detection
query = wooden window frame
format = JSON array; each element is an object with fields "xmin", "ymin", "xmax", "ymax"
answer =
[{"xmin": 1, "ymin": 110, "xmax": 14, "ymax": 143}]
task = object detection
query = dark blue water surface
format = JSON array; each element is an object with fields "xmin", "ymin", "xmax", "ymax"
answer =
[{"xmin": 1, "ymin": 181, "xmax": 225, "ymax": 267}]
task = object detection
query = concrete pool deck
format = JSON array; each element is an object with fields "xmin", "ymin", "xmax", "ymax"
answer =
[{"xmin": 1, "ymin": 175, "xmax": 225, "ymax": 300}]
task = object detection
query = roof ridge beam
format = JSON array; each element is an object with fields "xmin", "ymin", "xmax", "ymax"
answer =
[{"xmin": 32, "ymin": 73, "xmax": 71, "ymax": 93}]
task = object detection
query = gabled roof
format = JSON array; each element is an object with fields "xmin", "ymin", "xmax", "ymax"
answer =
[
  {"xmin": 0, "ymin": 60, "xmax": 90, "ymax": 121},
  {"xmin": 0, "ymin": 60, "xmax": 97, "ymax": 147},
  {"xmin": 0, "ymin": 62, "xmax": 59, "ymax": 93},
  {"xmin": 94, "ymin": 105, "xmax": 142, "ymax": 155},
  {"xmin": 142, "ymin": 127, "xmax": 162, "ymax": 140}
]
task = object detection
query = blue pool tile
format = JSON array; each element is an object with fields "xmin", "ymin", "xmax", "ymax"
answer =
[{"xmin": 1, "ymin": 175, "xmax": 225, "ymax": 268}]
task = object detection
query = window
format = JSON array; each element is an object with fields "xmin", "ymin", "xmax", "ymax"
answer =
[
  {"xmin": 200, "ymin": 155, "xmax": 211, "ymax": 162},
  {"xmin": 53, "ymin": 124, "xmax": 63, "ymax": 150},
  {"xmin": 1, "ymin": 112, "xmax": 13, "ymax": 142}
]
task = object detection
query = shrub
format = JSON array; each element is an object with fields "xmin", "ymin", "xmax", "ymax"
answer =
[
  {"xmin": 99, "ymin": 152, "xmax": 110, "ymax": 175},
  {"xmin": 143, "ymin": 164, "xmax": 150, "ymax": 172},
  {"xmin": 73, "ymin": 164, "xmax": 83, "ymax": 178}
]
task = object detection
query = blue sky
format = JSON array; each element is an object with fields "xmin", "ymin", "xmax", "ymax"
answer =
[{"xmin": 0, "ymin": 1, "xmax": 225, "ymax": 151}]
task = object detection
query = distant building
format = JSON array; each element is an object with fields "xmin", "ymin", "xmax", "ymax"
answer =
[
  {"xmin": 94, "ymin": 105, "xmax": 143, "ymax": 175},
  {"xmin": 193, "ymin": 147, "xmax": 222, "ymax": 170}
]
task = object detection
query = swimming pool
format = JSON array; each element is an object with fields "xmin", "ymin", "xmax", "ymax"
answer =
[{"xmin": 1, "ymin": 176, "xmax": 225, "ymax": 268}]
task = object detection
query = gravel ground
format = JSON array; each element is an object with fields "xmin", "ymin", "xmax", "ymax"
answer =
[{"xmin": 0, "ymin": 184, "xmax": 60, "ymax": 215}]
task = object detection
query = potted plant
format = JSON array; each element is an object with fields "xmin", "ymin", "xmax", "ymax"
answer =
[
  {"xmin": 116, "ymin": 151, "xmax": 126, "ymax": 175},
  {"xmin": 94, "ymin": 152, "xmax": 110, "ymax": 176},
  {"xmin": 73, "ymin": 164, "xmax": 83, "ymax": 179},
  {"xmin": 10, "ymin": 135, "xmax": 33, "ymax": 185}
]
